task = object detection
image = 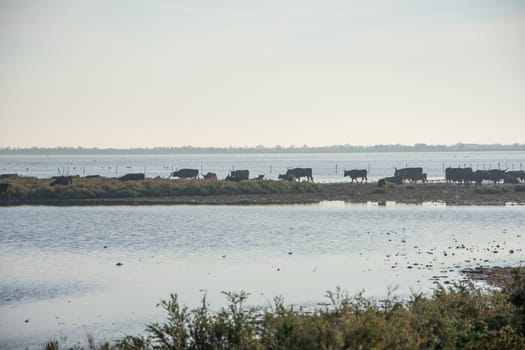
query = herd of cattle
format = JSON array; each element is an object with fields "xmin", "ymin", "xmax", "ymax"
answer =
[{"xmin": 1, "ymin": 166, "xmax": 525, "ymax": 199}]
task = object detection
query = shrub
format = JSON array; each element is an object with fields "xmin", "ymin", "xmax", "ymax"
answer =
[
  {"xmin": 514, "ymin": 185, "xmax": 525, "ymax": 193},
  {"xmin": 474, "ymin": 186, "xmax": 509, "ymax": 195}
]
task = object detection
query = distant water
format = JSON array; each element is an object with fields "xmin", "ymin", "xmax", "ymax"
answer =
[
  {"xmin": 1, "ymin": 151, "xmax": 524, "ymax": 182},
  {"xmin": 1, "ymin": 203, "xmax": 524, "ymax": 348}
]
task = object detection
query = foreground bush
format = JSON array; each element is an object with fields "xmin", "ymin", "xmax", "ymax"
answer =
[{"xmin": 46, "ymin": 268, "xmax": 525, "ymax": 350}]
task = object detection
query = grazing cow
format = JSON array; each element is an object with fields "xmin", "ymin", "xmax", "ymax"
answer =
[
  {"xmin": 414, "ymin": 173, "xmax": 428, "ymax": 183},
  {"xmin": 278, "ymin": 173, "xmax": 296, "ymax": 181},
  {"xmin": 394, "ymin": 167, "xmax": 423, "ymax": 183},
  {"xmin": 119, "ymin": 173, "xmax": 145, "ymax": 181},
  {"xmin": 445, "ymin": 167, "xmax": 473, "ymax": 185},
  {"xmin": 285, "ymin": 168, "xmax": 313, "ymax": 182},
  {"xmin": 507, "ymin": 170, "xmax": 525, "ymax": 183},
  {"xmin": 50, "ymin": 176, "xmax": 73, "ymax": 186},
  {"xmin": 225, "ymin": 170, "xmax": 249, "ymax": 182},
  {"xmin": 377, "ymin": 175, "xmax": 403, "ymax": 187},
  {"xmin": 252, "ymin": 174, "xmax": 265, "ymax": 180},
  {"xmin": 0, "ymin": 183, "xmax": 10, "ymax": 199},
  {"xmin": 465, "ymin": 170, "xmax": 489, "ymax": 187},
  {"xmin": 504, "ymin": 175, "xmax": 520, "ymax": 184},
  {"xmin": 487, "ymin": 169, "xmax": 507, "ymax": 184},
  {"xmin": 170, "ymin": 168, "xmax": 199, "ymax": 179},
  {"xmin": 203, "ymin": 172, "xmax": 217, "ymax": 180},
  {"xmin": 344, "ymin": 169, "xmax": 367, "ymax": 183}
]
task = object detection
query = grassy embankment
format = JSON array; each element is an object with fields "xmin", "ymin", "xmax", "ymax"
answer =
[
  {"xmin": 1, "ymin": 176, "xmax": 320, "ymax": 200},
  {"xmin": 45, "ymin": 268, "xmax": 525, "ymax": 349}
]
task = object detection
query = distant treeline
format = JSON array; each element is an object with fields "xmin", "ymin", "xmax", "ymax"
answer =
[{"xmin": 2, "ymin": 143, "xmax": 525, "ymax": 155}]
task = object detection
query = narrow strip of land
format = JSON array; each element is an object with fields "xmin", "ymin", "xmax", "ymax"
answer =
[{"xmin": 1, "ymin": 179, "xmax": 524, "ymax": 206}]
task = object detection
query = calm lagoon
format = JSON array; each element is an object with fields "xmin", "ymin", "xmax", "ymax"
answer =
[{"xmin": 1, "ymin": 203, "xmax": 524, "ymax": 348}]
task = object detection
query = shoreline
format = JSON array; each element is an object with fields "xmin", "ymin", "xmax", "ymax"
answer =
[{"xmin": 1, "ymin": 182, "xmax": 524, "ymax": 206}]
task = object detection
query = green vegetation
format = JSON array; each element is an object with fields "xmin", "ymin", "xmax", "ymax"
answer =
[
  {"xmin": 1, "ymin": 176, "xmax": 320, "ymax": 200},
  {"xmin": 474, "ymin": 186, "xmax": 509, "ymax": 195},
  {"xmin": 514, "ymin": 185, "xmax": 525, "ymax": 193},
  {"xmin": 45, "ymin": 268, "xmax": 525, "ymax": 349},
  {"xmin": 371, "ymin": 188, "xmax": 386, "ymax": 194}
]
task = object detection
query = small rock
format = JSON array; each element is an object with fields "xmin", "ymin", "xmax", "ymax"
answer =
[{"xmin": 116, "ymin": 262, "xmax": 123, "ymax": 266}]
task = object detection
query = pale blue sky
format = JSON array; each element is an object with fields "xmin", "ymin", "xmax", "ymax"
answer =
[{"xmin": 1, "ymin": 0, "xmax": 524, "ymax": 148}]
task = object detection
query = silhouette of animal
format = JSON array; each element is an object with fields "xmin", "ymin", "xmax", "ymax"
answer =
[
  {"xmin": 377, "ymin": 175, "xmax": 404, "ymax": 188},
  {"xmin": 203, "ymin": 172, "xmax": 217, "ymax": 180},
  {"xmin": 50, "ymin": 176, "xmax": 73, "ymax": 186},
  {"xmin": 445, "ymin": 167, "xmax": 473, "ymax": 185},
  {"xmin": 119, "ymin": 173, "xmax": 145, "ymax": 181},
  {"xmin": 225, "ymin": 170, "xmax": 249, "ymax": 182},
  {"xmin": 285, "ymin": 168, "xmax": 313, "ymax": 182},
  {"xmin": 344, "ymin": 169, "xmax": 367, "ymax": 183},
  {"xmin": 170, "ymin": 169, "xmax": 199, "ymax": 179},
  {"xmin": 394, "ymin": 167, "xmax": 423, "ymax": 183}
]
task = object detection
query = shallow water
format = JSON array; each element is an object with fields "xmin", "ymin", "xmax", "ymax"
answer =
[
  {"xmin": 0, "ymin": 203, "xmax": 524, "ymax": 348},
  {"xmin": 1, "ymin": 151, "xmax": 524, "ymax": 182}
]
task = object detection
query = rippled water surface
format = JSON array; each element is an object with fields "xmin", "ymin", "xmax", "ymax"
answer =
[{"xmin": 1, "ymin": 203, "xmax": 524, "ymax": 348}]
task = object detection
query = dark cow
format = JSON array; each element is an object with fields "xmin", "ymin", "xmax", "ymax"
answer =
[
  {"xmin": 203, "ymin": 172, "xmax": 217, "ymax": 180},
  {"xmin": 252, "ymin": 174, "xmax": 265, "ymax": 180},
  {"xmin": 344, "ymin": 169, "xmax": 367, "ymax": 183},
  {"xmin": 394, "ymin": 167, "xmax": 423, "ymax": 183},
  {"xmin": 414, "ymin": 173, "xmax": 428, "ymax": 183},
  {"xmin": 445, "ymin": 167, "xmax": 473, "ymax": 185},
  {"xmin": 225, "ymin": 170, "xmax": 249, "ymax": 182},
  {"xmin": 170, "ymin": 168, "xmax": 199, "ymax": 179},
  {"xmin": 0, "ymin": 183, "xmax": 10, "ymax": 199},
  {"xmin": 119, "ymin": 173, "xmax": 145, "ymax": 181},
  {"xmin": 504, "ymin": 175, "xmax": 520, "ymax": 184},
  {"xmin": 50, "ymin": 176, "xmax": 73, "ymax": 186},
  {"xmin": 507, "ymin": 170, "xmax": 525, "ymax": 183},
  {"xmin": 278, "ymin": 173, "xmax": 296, "ymax": 181},
  {"xmin": 285, "ymin": 168, "xmax": 313, "ymax": 182},
  {"xmin": 487, "ymin": 169, "xmax": 507, "ymax": 184},
  {"xmin": 465, "ymin": 170, "xmax": 489, "ymax": 187},
  {"xmin": 377, "ymin": 175, "xmax": 404, "ymax": 188}
]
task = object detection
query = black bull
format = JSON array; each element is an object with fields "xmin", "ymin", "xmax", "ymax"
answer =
[
  {"xmin": 119, "ymin": 173, "xmax": 145, "ymax": 181},
  {"xmin": 225, "ymin": 170, "xmax": 249, "ymax": 182},
  {"xmin": 344, "ymin": 169, "xmax": 367, "ymax": 183},
  {"xmin": 285, "ymin": 168, "xmax": 313, "ymax": 182},
  {"xmin": 394, "ymin": 167, "xmax": 423, "ymax": 183},
  {"xmin": 445, "ymin": 167, "xmax": 473, "ymax": 184},
  {"xmin": 170, "ymin": 168, "xmax": 199, "ymax": 179},
  {"xmin": 50, "ymin": 176, "xmax": 73, "ymax": 186}
]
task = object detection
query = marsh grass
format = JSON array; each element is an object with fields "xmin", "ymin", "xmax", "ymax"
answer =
[
  {"xmin": 514, "ymin": 185, "xmax": 525, "ymax": 193},
  {"xmin": 2, "ymin": 177, "xmax": 320, "ymax": 200},
  {"xmin": 45, "ymin": 268, "xmax": 525, "ymax": 350},
  {"xmin": 474, "ymin": 186, "xmax": 509, "ymax": 195}
]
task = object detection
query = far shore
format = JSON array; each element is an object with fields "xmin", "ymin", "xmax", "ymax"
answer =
[{"xmin": 1, "ymin": 182, "xmax": 524, "ymax": 206}]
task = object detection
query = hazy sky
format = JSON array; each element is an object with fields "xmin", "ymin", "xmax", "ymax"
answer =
[{"xmin": 1, "ymin": 0, "xmax": 524, "ymax": 148}]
